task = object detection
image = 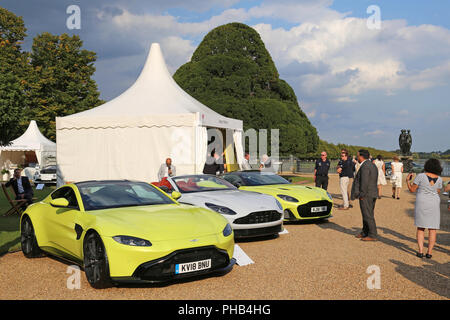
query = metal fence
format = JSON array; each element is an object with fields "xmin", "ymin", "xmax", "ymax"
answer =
[
  {"xmin": 277, "ymin": 157, "xmax": 450, "ymax": 177},
  {"xmin": 277, "ymin": 157, "xmax": 340, "ymax": 174}
]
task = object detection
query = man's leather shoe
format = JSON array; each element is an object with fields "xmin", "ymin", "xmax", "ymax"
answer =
[{"xmin": 361, "ymin": 237, "xmax": 377, "ymax": 241}]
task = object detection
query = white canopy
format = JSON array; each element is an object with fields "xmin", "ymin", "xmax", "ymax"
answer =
[
  {"xmin": 56, "ymin": 43, "xmax": 244, "ymax": 185},
  {"xmin": 0, "ymin": 120, "xmax": 56, "ymax": 170}
]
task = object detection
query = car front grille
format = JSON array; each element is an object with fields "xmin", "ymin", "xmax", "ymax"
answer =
[
  {"xmin": 133, "ymin": 246, "xmax": 230, "ymax": 282},
  {"xmin": 233, "ymin": 210, "xmax": 282, "ymax": 224},
  {"xmin": 296, "ymin": 200, "xmax": 332, "ymax": 218},
  {"xmin": 233, "ymin": 224, "xmax": 282, "ymax": 238}
]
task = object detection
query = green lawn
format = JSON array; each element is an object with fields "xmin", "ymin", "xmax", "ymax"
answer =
[{"xmin": 0, "ymin": 185, "xmax": 55, "ymax": 256}]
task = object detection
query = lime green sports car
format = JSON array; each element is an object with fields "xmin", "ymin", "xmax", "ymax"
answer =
[
  {"xmin": 20, "ymin": 180, "xmax": 235, "ymax": 288},
  {"xmin": 222, "ymin": 171, "xmax": 333, "ymax": 222}
]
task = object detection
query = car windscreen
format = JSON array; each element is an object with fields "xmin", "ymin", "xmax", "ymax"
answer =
[
  {"xmin": 40, "ymin": 166, "xmax": 57, "ymax": 174},
  {"xmin": 238, "ymin": 172, "xmax": 290, "ymax": 186},
  {"xmin": 172, "ymin": 175, "xmax": 236, "ymax": 193},
  {"xmin": 77, "ymin": 181, "xmax": 174, "ymax": 211}
]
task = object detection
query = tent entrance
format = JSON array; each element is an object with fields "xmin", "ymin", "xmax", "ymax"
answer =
[{"xmin": 206, "ymin": 128, "xmax": 239, "ymax": 172}]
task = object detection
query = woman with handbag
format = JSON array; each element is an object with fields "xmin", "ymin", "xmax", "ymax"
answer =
[{"xmin": 390, "ymin": 156, "xmax": 403, "ymax": 199}]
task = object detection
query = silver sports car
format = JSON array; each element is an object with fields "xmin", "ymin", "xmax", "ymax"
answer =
[{"xmin": 165, "ymin": 175, "xmax": 284, "ymax": 239}]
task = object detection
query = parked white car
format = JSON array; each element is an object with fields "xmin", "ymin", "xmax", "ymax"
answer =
[
  {"xmin": 33, "ymin": 165, "xmax": 57, "ymax": 184},
  {"xmin": 165, "ymin": 175, "xmax": 284, "ymax": 239}
]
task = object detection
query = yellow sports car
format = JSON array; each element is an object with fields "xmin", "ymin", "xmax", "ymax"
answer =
[
  {"xmin": 222, "ymin": 171, "xmax": 333, "ymax": 222},
  {"xmin": 20, "ymin": 180, "xmax": 235, "ymax": 288}
]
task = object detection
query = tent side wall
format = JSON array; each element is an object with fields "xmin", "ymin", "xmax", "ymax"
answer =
[{"xmin": 56, "ymin": 115, "xmax": 197, "ymax": 186}]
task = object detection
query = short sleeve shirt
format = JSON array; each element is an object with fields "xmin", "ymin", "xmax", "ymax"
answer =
[
  {"xmin": 315, "ymin": 159, "xmax": 330, "ymax": 176},
  {"xmin": 414, "ymin": 173, "xmax": 442, "ymax": 196},
  {"xmin": 338, "ymin": 158, "xmax": 355, "ymax": 178}
]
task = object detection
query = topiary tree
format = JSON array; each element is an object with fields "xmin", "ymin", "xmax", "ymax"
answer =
[{"xmin": 174, "ymin": 22, "xmax": 319, "ymax": 157}]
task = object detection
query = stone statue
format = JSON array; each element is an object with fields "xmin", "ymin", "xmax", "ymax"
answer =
[
  {"xmin": 398, "ymin": 129, "xmax": 413, "ymax": 172},
  {"xmin": 399, "ymin": 129, "xmax": 412, "ymax": 156}
]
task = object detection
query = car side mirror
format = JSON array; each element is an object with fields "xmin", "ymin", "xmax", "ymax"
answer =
[
  {"xmin": 50, "ymin": 198, "xmax": 69, "ymax": 208},
  {"xmin": 233, "ymin": 182, "xmax": 241, "ymax": 188},
  {"xmin": 171, "ymin": 191, "xmax": 182, "ymax": 200},
  {"xmin": 288, "ymin": 178, "xmax": 293, "ymax": 183}
]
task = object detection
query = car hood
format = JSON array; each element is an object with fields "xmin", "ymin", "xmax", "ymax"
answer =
[
  {"xmin": 87, "ymin": 204, "xmax": 227, "ymax": 241},
  {"xmin": 240, "ymin": 184, "xmax": 330, "ymax": 203},
  {"xmin": 178, "ymin": 189, "xmax": 281, "ymax": 214}
]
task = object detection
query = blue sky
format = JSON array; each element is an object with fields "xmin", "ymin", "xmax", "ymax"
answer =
[{"xmin": 1, "ymin": 0, "xmax": 449, "ymax": 152}]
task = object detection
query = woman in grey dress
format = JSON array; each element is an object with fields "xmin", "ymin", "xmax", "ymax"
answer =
[{"xmin": 406, "ymin": 159, "xmax": 443, "ymax": 259}]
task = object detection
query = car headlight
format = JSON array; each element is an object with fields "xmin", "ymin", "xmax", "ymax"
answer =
[
  {"xmin": 326, "ymin": 192, "xmax": 333, "ymax": 201},
  {"xmin": 112, "ymin": 235, "xmax": 152, "ymax": 247},
  {"xmin": 222, "ymin": 223, "xmax": 233, "ymax": 237},
  {"xmin": 277, "ymin": 194, "xmax": 299, "ymax": 203},
  {"xmin": 205, "ymin": 203, "xmax": 237, "ymax": 215},
  {"xmin": 275, "ymin": 199, "xmax": 283, "ymax": 210}
]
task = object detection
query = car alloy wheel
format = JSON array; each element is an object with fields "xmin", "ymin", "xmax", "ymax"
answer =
[
  {"xmin": 20, "ymin": 217, "xmax": 43, "ymax": 258},
  {"xmin": 83, "ymin": 232, "xmax": 112, "ymax": 289}
]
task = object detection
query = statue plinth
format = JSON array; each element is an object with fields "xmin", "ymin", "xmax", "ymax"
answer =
[{"xmin": 400, "ymin": 155, "xmax": 414, "ymax": 173}]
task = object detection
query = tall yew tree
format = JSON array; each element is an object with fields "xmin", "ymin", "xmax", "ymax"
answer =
[
  {"xmin": 28, "ymin": 32, "xmax": 104, "ymax": 140},
  {"xmin": 0, "ymin": 7, "xmax": 30, "ymax": 146},
  {"xmin": 174, "ymin": 23, "xmax": 319, "ymax": 157}
]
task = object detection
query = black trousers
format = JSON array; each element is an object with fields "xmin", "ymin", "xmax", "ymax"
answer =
[
  {"xmin": 16, "ymin": 192, "xmax": 33, "ymax": 205},
  {"xmin": 315, "ymin": 176, "xmax": 329, "ymax": 190},
  {"xmin": 359, "ymin": 197, "xmax": 377, "ymax": 238}
]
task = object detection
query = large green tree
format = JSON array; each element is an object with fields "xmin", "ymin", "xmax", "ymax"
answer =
[
  {"xmin": 27, "ymin": 32, "xmax": 104, "ymax": 140},
  {"xmin": 174, "ymin": 22, "xmax": 319, "ymax": 157},
  {"xmin": 0, "ymin": 7, "xmax": 31, "ymax": 146}
]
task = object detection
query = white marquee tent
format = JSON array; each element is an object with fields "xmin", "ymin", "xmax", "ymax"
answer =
[
  {"xmin": 0, "ymin": 120, "xmax": 56, "ymax": 179},
  {"xmin": 56, "ymin": 43, "xmax": 244, "ymax": 186}
]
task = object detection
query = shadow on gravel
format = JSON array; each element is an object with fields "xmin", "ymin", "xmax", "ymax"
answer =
[
  {"xmin": 380, "ymin": 227, "xmax": 450, "ymax": 256},
  {"xmin": 285, "ymin": 218, "xmax": 331, "ymax": 226},
  {"xmin": 113, "ymin": 267, "xmax": 235, "ymax": 289},
  {"xmin": 316, "ymin": 220, "xmax": 359, "ymax": 236},
  {"xmin": 390, "ymin": 259, "xmax": 450, "ymax": 299}
]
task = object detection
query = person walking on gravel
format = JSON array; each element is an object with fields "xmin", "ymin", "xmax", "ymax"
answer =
[
  {"xmin": 391, "ymin": 156, "xmax": 403, "ymax": 199},
  {"xmin": 406, "ymin": 159, "xmax": 443, "ymax": 259}
]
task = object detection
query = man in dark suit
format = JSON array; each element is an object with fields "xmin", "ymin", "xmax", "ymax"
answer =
[
  {"xmin": 5, "ymin": 168, "xmax": 34, "ymax": 205},
  {"xmin": 203, "ymin": 150, "xmax": 224, "ymax": 175},
  {"xmin": 351, "ymin": 149, "xmax": 379, "ymax": 241}
]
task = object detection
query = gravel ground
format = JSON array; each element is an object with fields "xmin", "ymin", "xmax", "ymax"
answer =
[{"xmin": 0, "ymin": 174, "xmax": 448, "ymax": 300}]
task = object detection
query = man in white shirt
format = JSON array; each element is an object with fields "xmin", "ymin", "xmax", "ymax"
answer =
[
  {"xmin": 157, "ymin": 158, "xmax": 176, "ymax": 181},
  {"xmin": 242, "ymin": 153, "xmax": 251, "ymax": 170}
]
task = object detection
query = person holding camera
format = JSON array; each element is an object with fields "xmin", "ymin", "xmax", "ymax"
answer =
[
  {"xmin": 337, "ymin": 149, "xmax": 355, "ymax": 210},
  {"xmin": 406, "ymin": 159, "xmax": 443, "ymax": 259}
]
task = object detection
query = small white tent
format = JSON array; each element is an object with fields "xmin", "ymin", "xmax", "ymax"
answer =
[
  {"xmin": 0, "ymin": 120, "xmax": 56, "ymax": 180},
  {"xmin": 56, "ymin": 43, "xmax": 244, "ymax": 186}
]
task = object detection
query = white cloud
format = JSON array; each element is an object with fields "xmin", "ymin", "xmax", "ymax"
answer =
[
  {"xmin": 253, "ymin": 16, "xmax": 450, "ymax": 102},
  {"xmin": 364, "ymin": 130, "xmax": 385, "ymax": 136}
]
